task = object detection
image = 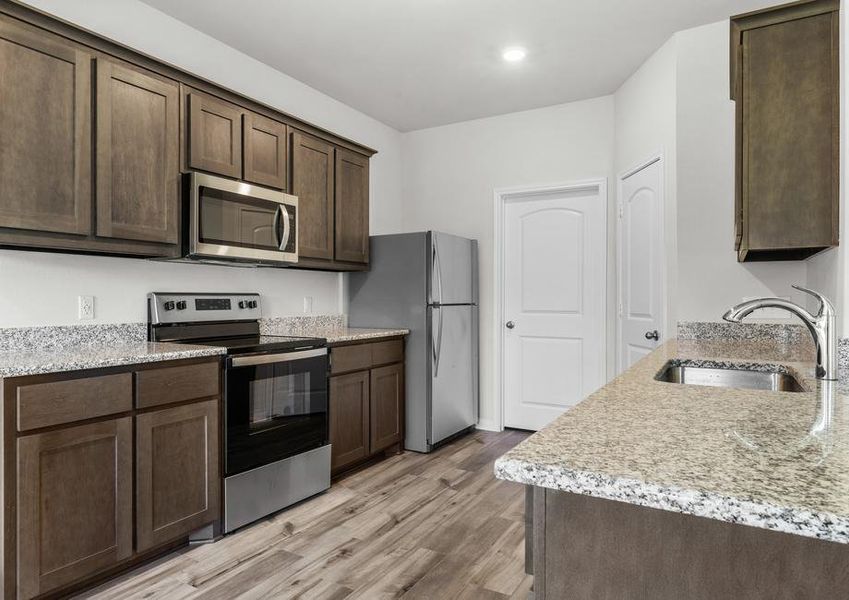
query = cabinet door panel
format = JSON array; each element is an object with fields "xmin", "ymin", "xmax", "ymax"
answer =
[
  {"xmin": 335, "ymin": 148, "xmax": 370, "ymax": 264},
  {"xmin": 244, "ymin": 112, "xmax": 287, "ymax": 190},
  {"xmin": 291, "ymin": 131, "xmax": 334, "ymax": 260},
  {"xmin": 136, "ymin": 400, "xmax": 220, "ymax": 552},
  {"xmin": 329, "ymin": 371, "xmax": 369, "ymax": 472},
  {"xmin": 370, "ymin": 363, "xmax": 404, "ymax": 453},
  {"xmin": 0, "ymin": 19, "xmax": 91, "ymax": 235},
  {"xmin": 96, "ymin": 59, "xmax": 179, "ymax": 244},
  {"xmin": 187, "ymin": 92, "xmax": 243, "ymax": 178},
  {"xmin": 18, "ymin": 418, "xmax": 133, "ymax": 599}
]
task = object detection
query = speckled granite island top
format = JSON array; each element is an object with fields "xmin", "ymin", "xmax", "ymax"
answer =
[
  {"xmin": 495, "ymin": 338, "xmax": 849, "ymax": 544},
  {"xmin": 0, "ymin": 342, "xmax": 225, "ymax": 378}
]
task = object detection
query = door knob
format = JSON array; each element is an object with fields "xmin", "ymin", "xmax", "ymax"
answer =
[
  {"xmin": 645, "ymin": 330, "xmax": 659, "ymax": 341},
  {"xmin": 506, "ymin": 321, "xmax": 515, "ymax": 329}
]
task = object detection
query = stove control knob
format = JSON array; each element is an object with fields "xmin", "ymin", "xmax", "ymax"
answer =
[
  {"xmin": 163, "ymin": 301, "xmax": 175, "ymax": 311},
  {"xmin": 176, "ymin": 300, "xmax": 187, "ymax": 310},
  {"xmin": 238, "ymin": 300, "xmax": 247, "ymax": 309},
  {"xmin": 248, "ymin": 300, "xmax": 258, "ymax": 309}
]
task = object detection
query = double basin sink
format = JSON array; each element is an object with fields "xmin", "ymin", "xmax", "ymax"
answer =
[{"xmin": 655, "ymin": 362, "xmax": 805, "ymax": 393}]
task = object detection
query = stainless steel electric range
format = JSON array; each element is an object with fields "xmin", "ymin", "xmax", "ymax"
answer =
[{"xmin": 147, "ymin": 292, "xmax": 330, "ymax": 533}]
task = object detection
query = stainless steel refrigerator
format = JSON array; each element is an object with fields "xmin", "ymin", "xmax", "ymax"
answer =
[{"xmin": 348, "ymin": 231, "xmax": 479, "ymax": 452}]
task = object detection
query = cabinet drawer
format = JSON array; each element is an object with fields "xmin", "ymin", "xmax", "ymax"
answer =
[
  {"xmin": 330, "ymin": 343, "xmax": 373, "ymax": 375},
  {"xmin": 17, "ymin": 373, "xmax": 132, "ymax": 432},
  {"xmin": 330, "ymin": 338, "xmax": 404, "ymax": 374},
  {"xmin": 136, "ymin": 361, "xmax": 220, "ymax": 409},
  {"xmin": 371, "ymin": 339, "xmax": 403, "ymax": 366}
]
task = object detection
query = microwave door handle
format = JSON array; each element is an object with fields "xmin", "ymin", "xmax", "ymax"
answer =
[
  {"xmin": 273, "ymin": 205, "xmax": 283, "ymax": 248},
  {"xmin": 279, "ymin": 204, "xmax": 291, "ymax": 251}
]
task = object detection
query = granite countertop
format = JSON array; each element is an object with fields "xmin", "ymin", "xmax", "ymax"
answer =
[
  {"xmin": 495, "ymin": 337, "xmax": 849, "ymax": 543},
  {"xmin": 261, "ymin": 319, "xmax": 409, "ymax": 345},
  {"xmin": 0, "ymin": 342, "xmax": 225, "ymax": 378}
]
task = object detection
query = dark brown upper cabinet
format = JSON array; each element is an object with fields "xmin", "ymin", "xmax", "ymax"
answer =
[
  {"xmin": 96, "ymin": 59, "xmax": 180, "ymax": 244},
  {"xmin": 243, "ymin": 112, "xmax": 288, "ymax": 190},
  {"xmin": 731, "ymin": 0, "xmax": 839, "ymax": 261},
  {"xmin": 335, "ymin": 148, "xmax": 370, "ymax": 264},
  {"xmin": 0, "ymin": 18, "xmax": 91, "ymax": 236},
  {"xmin": 187, "ymin": 91, "xmax": 243, "ymax": 178},
  {"xmin": 0, "ymin": 4, "xmax": 376, "ymax": 267},
  {"xmin": 292, "ymin": 130, "xmax": 335, "ymax": 260}
]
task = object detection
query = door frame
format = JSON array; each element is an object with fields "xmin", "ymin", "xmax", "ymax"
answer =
[
  {"xmin": 616, "ymin": 153, "xmax": 667, "ymax": 375},
  {"xmin": 492, "ymin": 178, "xmax": 608, "ymax": 432}
]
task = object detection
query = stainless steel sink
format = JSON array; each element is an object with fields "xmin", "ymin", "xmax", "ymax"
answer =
[{"xmin": 655, "ymin": 362, "xmax": 805, "ymax": 392}]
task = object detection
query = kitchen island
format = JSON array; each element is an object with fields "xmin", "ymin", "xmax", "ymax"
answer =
[{"xmin": 495, "ymin": 333, "xmax": 849, "ymax": 599}]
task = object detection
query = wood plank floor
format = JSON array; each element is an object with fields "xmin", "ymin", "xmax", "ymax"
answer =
[{"xmin": 76, "ymin": 429, "xmax": 532, "ymax": 600}]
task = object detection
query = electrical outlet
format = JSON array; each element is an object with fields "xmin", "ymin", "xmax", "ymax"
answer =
[
  {"xmin": 78, "ymin": 295, "xmax": 95, "ymax": 320},
  {"xmin": 303, "ymin": 296, "xmax": 314, "ymax": 314}
]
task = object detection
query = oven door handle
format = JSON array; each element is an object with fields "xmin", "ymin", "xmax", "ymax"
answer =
[{"xmin": 230, "ymin": 348, "xmax": 327, "ymax": 367}]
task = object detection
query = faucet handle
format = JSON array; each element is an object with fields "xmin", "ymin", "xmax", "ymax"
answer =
[{"xmin": 792, "ymin": 285, "xmax": 835, "ymax": 316}]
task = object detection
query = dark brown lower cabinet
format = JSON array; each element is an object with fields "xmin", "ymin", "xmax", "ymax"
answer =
[
  {"xmin": 136, "ymin": 399, "xmax": 220, "ymax": 552},
  {"xmin": 531, "ymin": 487, "xmax": 849, "ymax": 599},
  {"xmin": 17, "ymin": 417, "xmax": 133, "ymax": 599},
  {"xmin": 329, "ymin": 371, "xmax": 370, "ymax": 472},
  {"xmin": 370, "ymin": 363, "xmax": 404, "ymax": 453},
  {"xmin": 328, "ymin": 337, "xmax": 405, "ymax": 475},
  {"xmin": 4, "ymin": 356, "xmax": 221, "ymax": 600}
]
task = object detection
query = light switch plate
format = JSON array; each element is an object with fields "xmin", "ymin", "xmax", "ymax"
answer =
[
  {"xmin": 78, "ymin": 295, "xmax": 94, "ymax": 320},
  {"xmin": 303, "ymin": 296, "xmax": 314, "ymax": 314}
]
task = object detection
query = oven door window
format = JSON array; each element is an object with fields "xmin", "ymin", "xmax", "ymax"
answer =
[
  {"xmin": 198, "ymin": 186, "xmax": 286, "ymax": 252},
  {"xmin": 226, "ymin": 353, "xmax": 328, "ymax": 476}
]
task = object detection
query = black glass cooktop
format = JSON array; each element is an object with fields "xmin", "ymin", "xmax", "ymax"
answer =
[{"xmin": 188, "ymin": 334, "xmax": 326, "ymax": 355}]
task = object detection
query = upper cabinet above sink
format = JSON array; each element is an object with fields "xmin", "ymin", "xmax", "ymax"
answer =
[{"xmin": 731, "ymin": 0, "xmax": 839, "ymax": 262}]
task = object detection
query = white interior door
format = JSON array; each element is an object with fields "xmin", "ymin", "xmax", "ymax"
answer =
[
  {"xmin": 503, "ymin": 186, "xmax": 606, "ymax": 431},
  {"xmin": 618, "ymin": 158, "xmax": 664, "ymax": 372}
]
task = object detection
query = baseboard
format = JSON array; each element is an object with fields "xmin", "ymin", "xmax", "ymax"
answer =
[{"xmin": 476, "ymin": 418, "xmax": 502, "ymax": 432}]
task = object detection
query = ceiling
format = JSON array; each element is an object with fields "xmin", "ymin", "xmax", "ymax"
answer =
[{"xmin": 140, "ymin": 0, "xmax": 775, "ymax": 132}]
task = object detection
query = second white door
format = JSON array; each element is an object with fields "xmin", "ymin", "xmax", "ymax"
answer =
[
  {"xmin": 503, "ymin": 184, "xmax": 606, "ymax": 431},
  {"xmin": 618, "ymin": 158, "xmax": 664, "ymax": 373}
]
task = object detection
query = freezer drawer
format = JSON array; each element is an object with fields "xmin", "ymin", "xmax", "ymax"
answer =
[{"xmin": 430, "ymin": 304, "xmax": 478, "ymax": 445}]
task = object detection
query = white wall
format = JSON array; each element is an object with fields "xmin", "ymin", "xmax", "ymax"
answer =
[
  {"xmin": 401, "ymin": 97, "xmax": 615, "ymax": 430},
  {"xmin": 4, "ymin": 0, "xmax": 404, "ymax": 327},
  {"xmin": 613, "ymin": 36, "xmax": 678, "ymax": 336},
  {"xmin": 674, "ymin": 21, "xmax": 809, "ymax": 322}
]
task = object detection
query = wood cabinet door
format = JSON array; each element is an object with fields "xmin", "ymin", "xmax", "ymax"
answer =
[
  {"xmin": 136, "ymin": 399, "xmax": 220, "ymax": 552},
  {"xmin": 291, "ymin": 131, "xmax": 335, "ymax": 260},
  {"xmin": 369, "ymin": 363, "xmax": 404, "ymax": 453},
  {"xmin": 17, "ymin": 418, "xmax": 133, "ymax": 599},
  {"xmin": 0, "ymin": 18, "xmax": 91, "ymax": 236},
  {"xmin": 243, "ymin": 112, "xmax": 287, "ymax": 190},
  {"xmin": 187, "ymin": 91, "xmax": 243, "ymax": 178},
  {"xmin": 329, "ymin": 371, "xmax": 370, "ymax": 472},
  {"xmin": 334, "ymin": 148, "xmax": 370, "ymax": 264},
  {"xmin": 96, "ymin": 59, "xmax": 180, "ymax": 244}
]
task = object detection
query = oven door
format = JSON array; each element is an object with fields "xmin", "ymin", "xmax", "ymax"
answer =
[
  {"xmin": 189, "ymin": 172, "xmax": 298, "ymax": 264},
  {"xmin": 225, "ymin": 348, "xmax": 327, "ymax": 476}
]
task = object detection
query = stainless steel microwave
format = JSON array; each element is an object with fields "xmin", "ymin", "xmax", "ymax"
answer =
[{"xmin": 187, "ymin": 172, "xmax": 298, "ymax": 265}]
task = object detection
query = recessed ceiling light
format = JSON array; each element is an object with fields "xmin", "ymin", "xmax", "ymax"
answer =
[{"xmin": 502, "ymin": 46, "xmax": 527, "ymax": 63}]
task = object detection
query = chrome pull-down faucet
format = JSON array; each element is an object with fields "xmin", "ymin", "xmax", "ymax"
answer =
[{"xmin": 722, "ymin": 285, "xmax": 837, "ymax": 380}]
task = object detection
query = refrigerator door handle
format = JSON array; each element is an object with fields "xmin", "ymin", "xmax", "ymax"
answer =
[
  {"xmin": 433, "ymin": 237, "xmax": 444, "ymax": 305},
  {"xmin": 432, "ymin": 306, "xmax": 444, "ymax": 377}
]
